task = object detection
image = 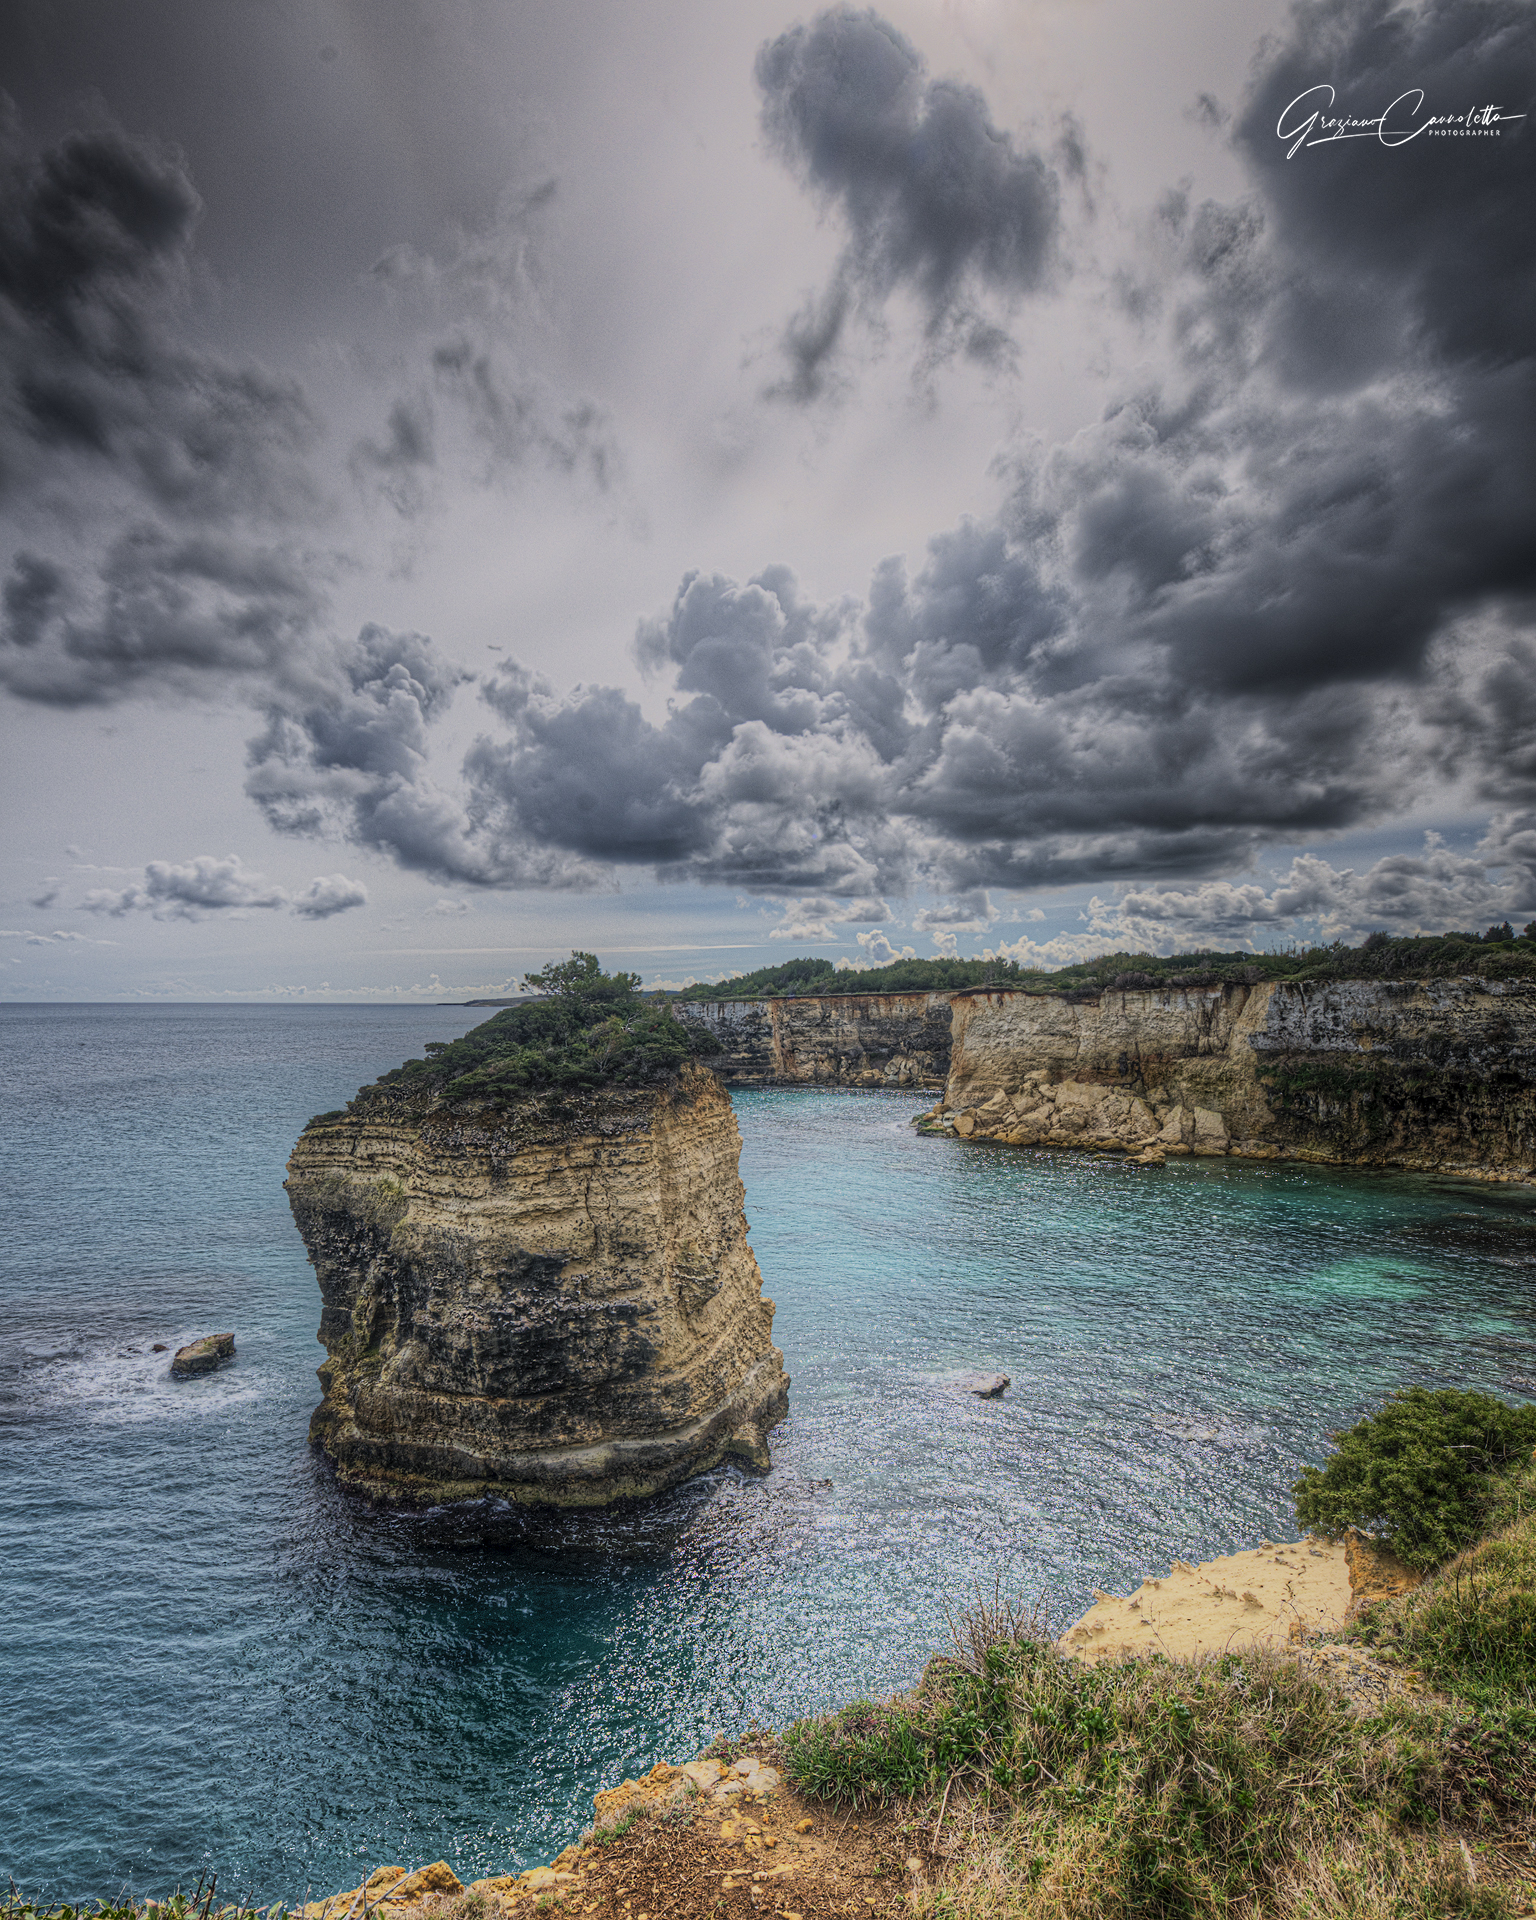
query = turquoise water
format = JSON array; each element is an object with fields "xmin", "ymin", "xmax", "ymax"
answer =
[{"xmin": 3, "ymin": 1005, "xmax": 1536, "ymax": 1904}]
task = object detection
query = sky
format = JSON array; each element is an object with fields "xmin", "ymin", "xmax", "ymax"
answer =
[{"xmin": 2, "ymin": 0, "xmax": 1534, "ymax": 1001}]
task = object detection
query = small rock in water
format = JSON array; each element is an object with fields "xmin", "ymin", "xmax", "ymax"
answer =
[
  {"xmin": 956, "ymin": 1373, "xmax": 1009, "ymax": 1399},
  {"xmin": 171, "ymin": 1332, "xmax": 235, "ymax": 1377},
  {"xmin": 151, "ymin": 1343, "xmax": 168, "ymax": 1352}
]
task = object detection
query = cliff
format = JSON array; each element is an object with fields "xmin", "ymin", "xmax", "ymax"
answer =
[
  {"xmin": 285, "ymin": 1061, "xmax": 788, "ymax": 1506},
  {"xmin": 939, "ymin": 976, "xmax": 1536, "ymax": 1177},
  {"xmin": 677, "ymin": 991, "xmax": 952, "ymax": 1088},
  {"xmin": 683, "ymin": 975, "xmax": 1536, "ymax": 1178}
]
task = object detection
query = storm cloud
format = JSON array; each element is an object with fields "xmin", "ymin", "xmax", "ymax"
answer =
[
  {"xmin": 0, "ymin": 121, "xmax": 335, "ymax": 711},
  {"xmin": 0, "ymin": 128, "xmax": 318, "ymax": 527},
  {"xmin": 410, "ymin": 0, "xmax": 1531, "ymax": 923},
  {"xmin": 243, "ymin": 0, "xmax": 1536, "ymax": 933},
  {"xmin": 755, "ymin": 6, "xmax": 1064, "ymax": 394},
  {"xmin": 4, "ymin": 0, "xmax": 1535, "ymax": 968}
]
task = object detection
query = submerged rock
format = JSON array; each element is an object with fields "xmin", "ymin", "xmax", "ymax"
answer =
[
  {"xmin": 170, "ymin": 1332, "xmax": 234, "ymax": 1377},
  {"xmin": 286, "ymin": 1060, "xmax": 789, "ymax": 1508},
  {"xmin": 956, "ymin": 1373, "xmax": 1009, "ymax": 1398}
]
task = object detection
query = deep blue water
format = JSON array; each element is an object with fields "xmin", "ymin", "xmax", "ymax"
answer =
[{"xmin": 3, "ymin": 1004, "xmax": 1536, "ymax": 1904}]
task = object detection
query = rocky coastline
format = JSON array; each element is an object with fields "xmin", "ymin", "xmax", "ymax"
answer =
[
  {"xmin": 286, "ymin": 1059, "xmax": 788, "ymax": 1508},
  {"xmin": 683, "ymin": 975, "xmax": 1536, "ymax": 1181}
]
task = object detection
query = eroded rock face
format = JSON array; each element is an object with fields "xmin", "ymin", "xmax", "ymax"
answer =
[
  {"xmin": 286, "ymin": 1062, "xmax": 788, "ymax": 1506},
  {"xmin": 934, "ymin": 978, "xmax": 1536, "ymax": 1178},
  {"xmin": 678, "ymin": 993, "xmax": 951, "ymax": 1088}
]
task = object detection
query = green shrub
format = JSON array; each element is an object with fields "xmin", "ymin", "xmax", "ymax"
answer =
[
  {"xmin": 347, "ymin": 953, "xmax": 711, "ymax": 1110},
  {"xmin": 1292, "ymin": 1388, "xmax": 1536, "ymax": 1571}
]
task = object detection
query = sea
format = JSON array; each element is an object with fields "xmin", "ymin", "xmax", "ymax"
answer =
[{"xmin": 3, "ymin": 1003, "xmax": 1535, "ymax": 1904}]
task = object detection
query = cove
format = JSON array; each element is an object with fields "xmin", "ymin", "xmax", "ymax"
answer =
[{"xmin": 2, "ymin": 1008, "xmax": 1534, "ymax": 1906}]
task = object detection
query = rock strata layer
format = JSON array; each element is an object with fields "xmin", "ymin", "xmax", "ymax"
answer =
[
  {"xmin": 286, "ymin": 1062, "xmax": 788, "ymax": 1506},
  {"xmin": 678, "ymin": 991, "xmax": 952, "ymax": 1088},
  {"xmin": 936, "ymin": 977, "xmax": 1536, "ymax": 1177},
  {"xmin": 686, "ymin": 977, "xmax": 1536, "ymax": 1179}
]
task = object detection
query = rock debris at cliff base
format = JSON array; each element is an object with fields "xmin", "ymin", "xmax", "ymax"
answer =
[{"xmin": 298, "ymin": 1753, "xmax": 915, "ymax": 1919}]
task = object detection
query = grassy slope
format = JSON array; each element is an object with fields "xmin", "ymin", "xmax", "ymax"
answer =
[{"xmin": 782, "ymin": 1485, "xmax": 1536, "ymax": 1919}]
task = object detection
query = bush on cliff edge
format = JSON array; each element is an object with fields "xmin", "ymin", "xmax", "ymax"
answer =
[
  {"xmin": 371, "ymin": 953, "xmax": 709, "ymax": 1104},
  {"xmin": 1292, "ymin": 1386, "xmax": 1536, "ymax": 1571}
]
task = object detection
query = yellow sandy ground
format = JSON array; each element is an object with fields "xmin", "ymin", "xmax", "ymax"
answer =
[{"xmin": 1059, "ymin": 1536, "xmax": 1352, "ymax": 1664}]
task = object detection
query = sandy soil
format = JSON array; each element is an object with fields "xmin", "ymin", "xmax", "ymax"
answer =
[{"xmin": 1059, "ymin": 1536, "xmax": 1353, "ymax": 1664}]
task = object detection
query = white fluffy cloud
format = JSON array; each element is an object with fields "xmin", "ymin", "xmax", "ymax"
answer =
[
  {"xmin": 768, "ymin": 894, "xmax": 891, "ymax": 940},
  {"xmin": 80, "ymin": 854, "xmax": 368, "ymax": 923}
]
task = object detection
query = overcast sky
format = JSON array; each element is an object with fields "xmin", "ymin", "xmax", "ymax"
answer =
[{"xmin": 2, "ymin": 0, "xmax": 1533, "ymax": 1000}]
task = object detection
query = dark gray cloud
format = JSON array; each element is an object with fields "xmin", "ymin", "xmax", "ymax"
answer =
[
  {"xmin": 755, "ymin": 6, "xmax": 1062, "ymax": 395},
  {"xmin": 79, "ymin": 853, "xmax": 366, "ymax": 921},
  {"xmin": 243, "ymin": 623, "xmax": 595, "ymax": 889},
  {"xmin": 5, "ymin": 2, "xmax": 1534, "ymax": 954},
  {"xmin": 0, "ymin": 120, "xmax": 337, "ymax": 710},
  {"xmin": 289, "ymin": 0, "xmax": 1523, "ymax": 918},
  {"xmin": 0, "ymin": 127, "xmax": 318, "ymax": 523},
  {"xmin": 290, "ymin": 872, "xmax": 370, "ymax": 919},
  {"xmin": 247, "ymin": 622, "xmax": 470, "ymax": 855},
  {"xmin": 0, "ymin": 526, "xmax": 329, "ymax": 706},
  {"xmin": 0, "ymin": 117, "xmax": 614, "ymax": 727}
]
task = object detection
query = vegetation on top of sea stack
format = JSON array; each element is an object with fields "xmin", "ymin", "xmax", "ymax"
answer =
[
  {"xmin": 674, "ymin": 924, "xmax": 1536, "ymax": 1001},
  {"xmin": 351, "ymin": 954, "xmax": 709, "ymax": 1112}
]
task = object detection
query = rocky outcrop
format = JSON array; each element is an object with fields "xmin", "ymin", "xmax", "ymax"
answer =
[
  {"xmin": 678, "ymin": 992, "xmax": 951, "ymax": 1088},
  {"xmin": 686, "ymin": 973, "xmax": 1536, "ymax": 1175},
  {"xmin": 171, "ymin": 1332, "xmax": 235, "ymax": 1377},
  {"xmin": 285, "ymin": 1062, "xmax": 788, "ymax": 1506},
  {"xmin": 932, "ymin": 977, "xmax": 1536, "ymax": 1179}
]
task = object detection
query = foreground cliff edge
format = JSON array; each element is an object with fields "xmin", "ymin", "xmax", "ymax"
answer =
[{"xmin": 286, "ymin": 958, "xmax": 788, "ymax": 1506}]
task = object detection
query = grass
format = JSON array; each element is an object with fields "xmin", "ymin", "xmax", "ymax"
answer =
[
  {"xmin": 2, "ymin": 1888, "xmax": 292, "ymax": 1920},
  {"xmin": 780, "ymin": 1506, "xmax": 1536, "ymax": 1920},
  {"xmin": 0, "ymin": 1888, "xmax": 492, "ymax": 1920},
  {"xmin": 1346, "ymin": 1468, "xmax": 1536, "ymax": 1713},
  {"xmin": 585, "ymin": 1810, "xmax": 639, "ymax": 1848}
]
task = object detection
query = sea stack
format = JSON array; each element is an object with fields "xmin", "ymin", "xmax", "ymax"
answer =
[{"xmin": 285, "ymin": 957, "xmax": 789, "ymax": 1507}]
